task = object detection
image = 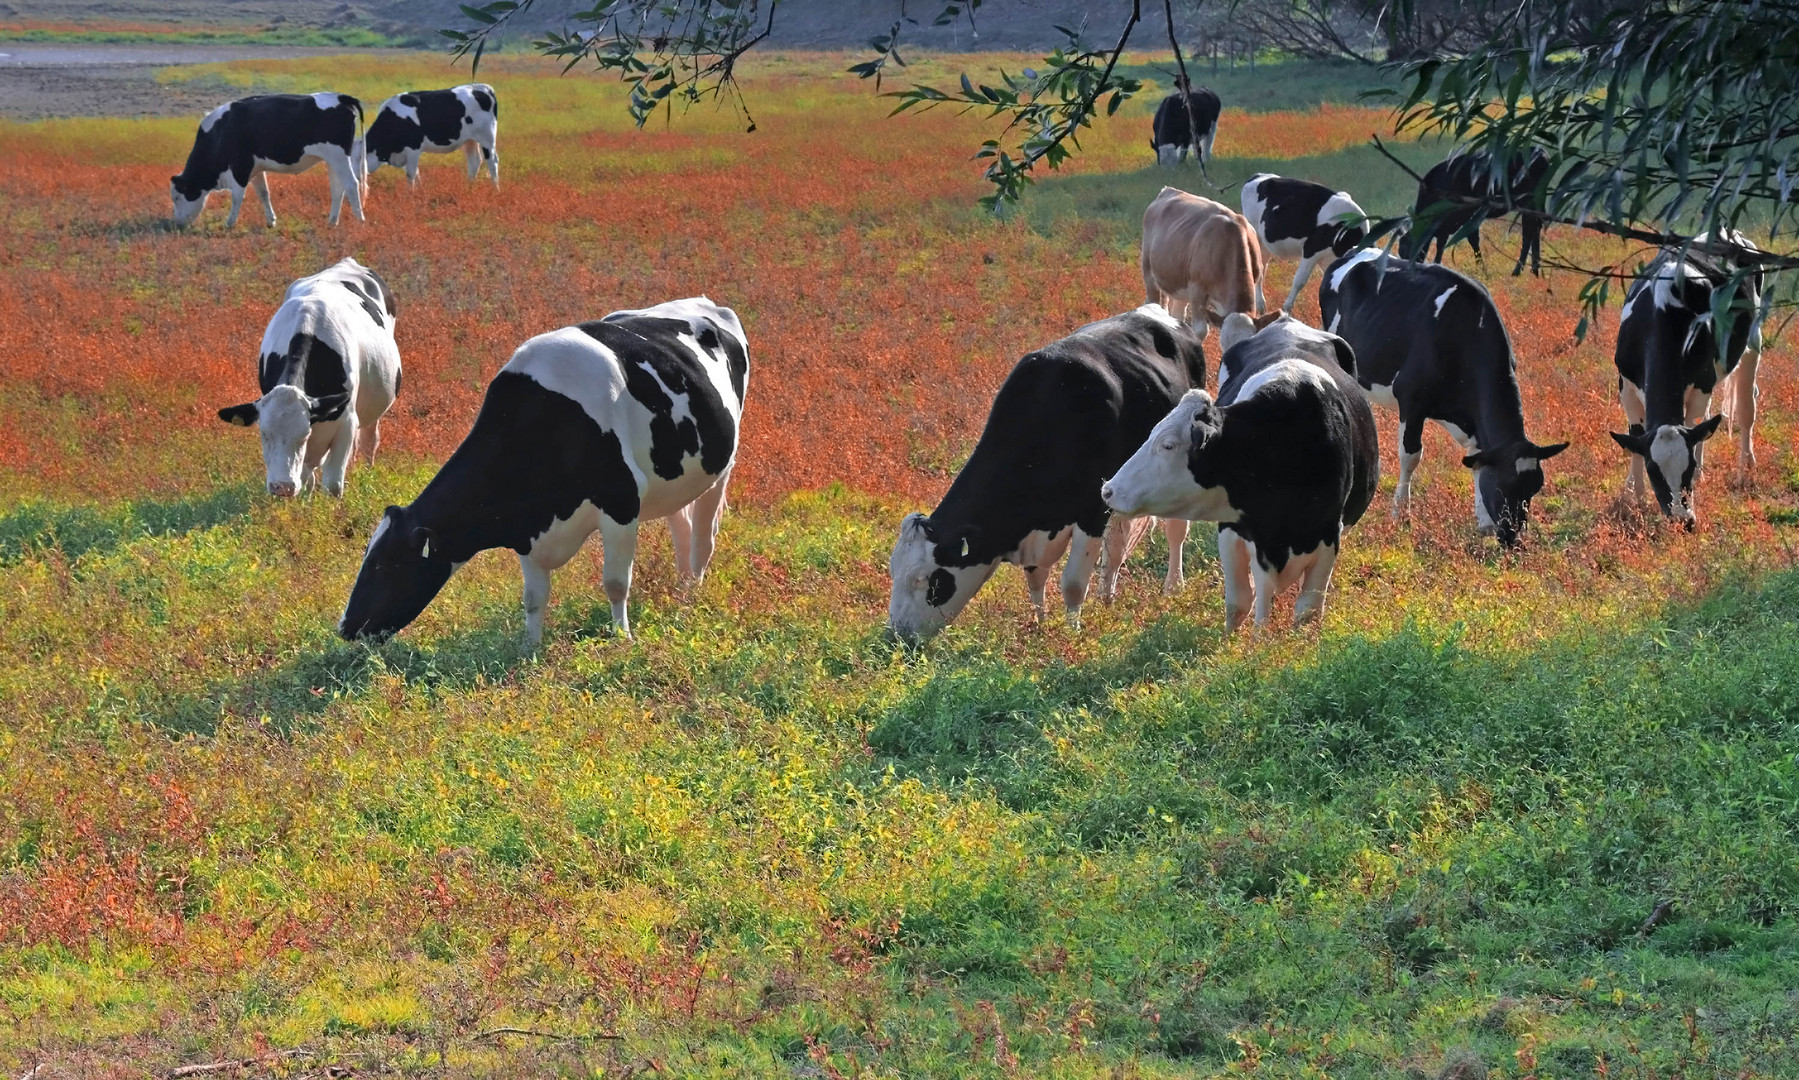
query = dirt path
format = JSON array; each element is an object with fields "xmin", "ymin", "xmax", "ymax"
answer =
[{"xmin": 0, "ymin": 43, "xmax": 411, "ymax": 119}]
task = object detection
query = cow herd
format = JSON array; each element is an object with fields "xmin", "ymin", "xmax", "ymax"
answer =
[{"xmin": 180, "ymin": 84, "xmax": 1770, "ymax": 648}]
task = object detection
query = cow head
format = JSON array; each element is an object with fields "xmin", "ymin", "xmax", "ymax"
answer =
[
  {"xmin": 886, "ymin": 512, "xmax": 996, "ymax": 642},
  {"xmin": 1610, "ymin": 417, "xmax": 1723, "ymax": 527},
  {"xmin": 1102, "ymin": 390, "xmax": 1235, "ymax": 520},
  {"xmin": 1461, "ymin": 439, "xmax": 1569, "ymax": 546},
  {"xmin": 169, "ymin": 176, "xmax": 210, "ymax": 226},
  {"xmin": 338, "ymin": 505, "xmax": 457, "ymax": 641},
  {"xmin": 217, "ymin": 385, "xmax": 351, "ymax": 497}
]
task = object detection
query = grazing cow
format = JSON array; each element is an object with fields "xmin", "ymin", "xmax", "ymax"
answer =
[
  {"xmin": 1102, "ymin": 311, "xmax": 1378, "ymax": 633},
  {"xmin": 1319, "ymin": 249, "xmax": 1568, "ymax": 547},
  {"xmin": 1141, "ymin": 186, "xmax": 1265, "ymax": 341},
  {"xmin": 1150, "ymin": 87, "xmax": 1222, "ymax": 166},
  {"xmin": 1611, "ymin": 232, "xmax": 1765, "ymax": 526},
  {"xmin": 1409, "ymin": 148, "xmax": 1551, "ymax": 276},
  {"xmin": 338, "ymin": 298, "xmax": 747, "ymax": 646},
  {"xmin": 363, "ymin": 84, "xmax": 500, "ymax": 189},
  {"xmin": 170, "ymin": 93, "xmax": 366, "ymax": 228},
  {"xmin": 1240, "ymin": 172, "xmax": 1369, "ymax": 312},
  {"xmin": 887, "ymin": 305, "xmax": 1207, "ymax": 642},
  {"xmin": 217, "ymin": 258, "xmax": 399, "ymax": 498}
]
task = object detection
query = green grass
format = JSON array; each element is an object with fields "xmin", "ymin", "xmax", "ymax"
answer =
[
  {"xmin": 1116, "ymin": 56, "xmax": 1401, "ymax": 113},
  {"xmin": 2, "ymin": 468, "xmax": 1796, "ymax": 1076}
]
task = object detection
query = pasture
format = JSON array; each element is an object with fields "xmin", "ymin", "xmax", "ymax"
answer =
[{"xmin": 2, "ymin": 49, "xmax": 1797, "ymax": 1078}]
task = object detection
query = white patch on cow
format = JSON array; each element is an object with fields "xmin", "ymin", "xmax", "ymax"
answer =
[
  {"xmin": 1651, "ymin": 260, "xmax": 1708, "ymax": 311},
  {"xmin": 1327, "ymin": 311, "xmax": 1342, "ymax": 334},
  {"xmin": 886, "ymin": 513, "xmax": 1000, "ymax": 641},
  {"xmin": 1134, "ymin": 302, "xmax": 1181, "ymax": 330},
  {"xmin": 310, "ymin": 92, "xmax": 341, "ymax": 111},
  {"xmin": 1236, "ymin": 358, "xmax": 1332, "ymax": 402},
  {"xmin": 1516, "ymin": 457, "xmax": 1539, "ymax": 472},
  {"xmin": 389, "ymin": 97, "xmax": 421, "ymax": 124},
  {"xmin": 1239, "ymin": 174, "xmax": 1274, "ymax": 244},
  {"xmin": 1218, "ymin": 311, "xmax": 1258, "ymax": 357},
  {"xmin": 1620, "ymin": 281, "xmax": 1644, "ymax": 326},
  {"xmin": 1328, "ymin": 246, "xmax": 1384, "ymax": 293},
  {"xmin": 1433, "ymin": 286, "xmax": 1457, "ymax": 318},
  {"xmin": 1317, "ymin": 190, "xmax": 1362, "ymax": 231},
  {"xmin": 1650, "ymin": 426, "xmax": 1690, "ymax": 496},
  {"xmin": 364, "ymin": 513, "xmax": 393, "ymax": 554},
  {"xmin": 1437, "ymin": 419, "xmax": 1479, "ymax": 452},
  {"xmin": 1363, "ymin": 382, "xmax": 1398, "ymax": 410},
  {"xmin": 525, "ymin": 499, "xmax": 604, "ymax": 571},
  {"xmin": 1472, "ymin": 469, "xmax": 1496, "ymax": 530},
  {"xmin": 199, "ymin": 101, "xmax": 231, "ymax": 132}
]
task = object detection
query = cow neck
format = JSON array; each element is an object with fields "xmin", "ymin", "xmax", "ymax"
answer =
[
  {"xmin": 929, "ymin": 450, "xmax": 1012, "ymax": 566},
  {"xmin": 403, "ymin": 439, "xmax": 539, "ymax": 563},
  {"xmin": 1466, "ymin": 333, "xmax": 1529, "ymax": 453}
]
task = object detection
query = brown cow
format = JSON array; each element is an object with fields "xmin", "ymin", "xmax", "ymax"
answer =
[{"xmin": 1140, "ymin": 186, "xmax": 1265, "ymax": 342}]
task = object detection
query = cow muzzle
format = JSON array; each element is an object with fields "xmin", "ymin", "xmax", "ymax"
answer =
[{"xmin": 268, "ymin": 481, "xmax": 297, "ymax": 498}]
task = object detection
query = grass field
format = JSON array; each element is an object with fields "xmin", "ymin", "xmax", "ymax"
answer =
[{"xmin": 2, "ymin": 51, "xmax": 1797, "ymax": 1078}]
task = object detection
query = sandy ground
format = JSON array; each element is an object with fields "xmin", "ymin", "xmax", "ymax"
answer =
[{"xmin": 0, "ymin": 43, "xmax": 408, "ymax": 119}]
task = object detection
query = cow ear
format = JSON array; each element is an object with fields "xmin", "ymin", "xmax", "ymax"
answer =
[
  {"xmin": 1532, "ymin": 441, "xmax": 1570, "ymax": 461},
  {"xmin": 308, "ymin": 392, "xmax": 351, "ymax": 422},
  {"xmin": 1687, "ymin": 415, "xmax": 1725, "ymax": 444},
  {"xmin": 1461, "ymin": 447, "xmax": 1496, "ymax": 469},
  {"xmin": 1330, "ymin": 338, "xmax": 1358, "ymax": 377},
  {"xmin": 1610, "ymin": 431, "xmax": 1649, "ymax": 456},
  {"xmin": 1252, "ymin": 310, "xmax": 1284, "ymax": 331},
  {"xmin": 218, "ymin": 403, "xmax": 259, "ymax": 427}
]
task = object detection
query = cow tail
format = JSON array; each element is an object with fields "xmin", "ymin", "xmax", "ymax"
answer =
[{"xmin": 1240, "ymin": 217, "xmax": 1265, "ymax": 315}]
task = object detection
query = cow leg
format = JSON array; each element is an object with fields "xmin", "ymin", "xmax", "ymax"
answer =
[
  {"xmin": 1249, "ymin": 550, "xmax": 1279, "ymax": 630},
  {"xmin": 598, "ymin": 514, "xmax": 640, "ymax": 638},
  {"xmin": 1021, "ymin": 526, "xmax": 1073, "ymax": 618},
  {"xmin": 406, "ymin": 155, "xmax": 421, "ymax": 188},
  {"xmin": 327, "ymin": 149, "xmax": 365, "ymax": 224},
  {"xmin": 1732, "ymin": 336, "xmax": 1762, "ymax": 484},
  {"xmin": 319, "ymin": 415, "xmax": 358, "ymax": 497},
  {"xmin": 1619, "ymin": 379, "xmax": 1649, "ymax": 506},
  {"xmin": 687, "ymin": 467, "xmax": 733, "ymax": 583},
  {"xmin": 1392, "ymin": 419, "xmax": 1423, "ymax": 520},
  {"xmin": 1098, "ymin": 514, "xmax": 1152, "ymax": 602},
  {"xmin": 483, "ymin": 143, "xmax": 499, "ymax": 188},
  {"xmin": 1218, "ymin": 528, "xmax": 1253, "ymax": 636},
  {"xmin": 465, "ymin": 142, "xmax": 481, "ymax": 180},
  {"xmin": 355, "ymin": 419, "xmax": 381, "ymax": 464},
  {"xmin": 1160, "ymin": 518, "xmax": 1189, "ymax": 594},
  {"xmin": 225, "ymin": 181, "xmax": 247, "ymax": 228},
  {"xmin": 519, "ymin": 554, "xmax": 551, "ymax": 648},
  {"xmin": 251, "ymin": 172, "xmax": 277, "ymax": 227},
  {"xmin": 1293, "ymin": 543, "xmax": 1340, "ymax": 628},
  {"xmin": 1284, "ymin": 252, "xmax": 1322, "ymax": 312},
  {"xmin": 1059, "ymin": 526, "xmax": 1104, "ymax": 630},
  {"xmin": 1199, "ymin": 127, "xmax": 1215, "ymax": 163},
  {"xmin": 665, "ymin": 505, "xmax": 695, "ymax": 580}
]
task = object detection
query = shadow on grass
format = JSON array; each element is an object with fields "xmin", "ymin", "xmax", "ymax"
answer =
[
  {"xmin": 150, "ymin": 621, "xmax": 533, "ymax": 738},
  {"xmin": 67, "ymin": 214, "xmax": 183, "ymax": 240},
  {"xmin": 0, "ymin": 484, "xmax": 258, "ymax": 563}
]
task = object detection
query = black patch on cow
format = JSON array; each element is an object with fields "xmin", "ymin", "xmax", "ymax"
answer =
[
  {"xmin": 1247, "ymin": 175, "xmax": 1365, "ymax": 258},
  {"xmin": 921, "ymin": 309, "xmax": 1209, "ymax": 585},
  {"xmin": 259, "ymin": 332, "xmax": 350, "ymax": 401},
  {"xmin": 341, "ymin": 279, "xmax": 387, "ymax": 328},
  {"xmin": 579, "ymin": 314, "xmax": 739, "ymax": 480},
  {"xmin": 925, "ymin": 569, "xmax": 955, "ymax": 607},
  {"xmin": 1150, "ymin": 89, "xmax": 1221, "ymax": 151},
  {"xmin": 471, "ymin": 87, "xmax": 495, "ymax": 116},
  {"xmin": 1206, "ymin": 318, "xmax": 1379, "ymax": 568},
  {"xmin": 172, "ymin": 94, "xmax": 360, "ymax": 198},
  {"xmin": 1320, "ymin": 251, "xmax": 1561, "ymax": 546}
]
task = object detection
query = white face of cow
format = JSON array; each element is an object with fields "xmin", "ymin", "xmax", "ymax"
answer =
[
  {"xmin": 1102, "ymin": 391, "xmax": 1236, "ymax": 521},
  {"xmin": 216, "ymin": 384, "xmax": 350, "ymax": 497},
  {"xmin": 886, "ymin": 512, "xmax": 996, "ymax": 642},
  {"xmin": 169, "ymin": 179, "xmax": 209, "ymax": 226}
]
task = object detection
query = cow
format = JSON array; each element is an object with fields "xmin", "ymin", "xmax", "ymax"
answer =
[
  {"xmin": 887, "ymin": 305, "xmax": 1208, "ymax": 643},
  {"xmin": 1408, "ymin": 148, "xmax": 1551, "ymax": 276},
  {"xmin": 363, "ymin": 84, "xmax": 500, "ymax": 189},
  {"xmin": 1610, "ymin": 231, "xmax": 1765, "ymax": 526},
  {"xmin": 217, "ymin": 258, "xmax": 399, "ymax": 498},
  {"xmin": 1239, "ymin": 173, "xmax": 1369, "ymax": 312},
  {"xmin": 1318, "ymin": 249, "xmax": 1568, "ymax": 547},
  {"xmin": 1102, "ymin": 311, "xmax": 1378, "ymax": 634},
  {"xmin": 1150, "ymin": 87, "xmax": 1222, "ymax": 167},
  {"xmin": 170, "ymin": 93, "xmax": 366, "ymax": 228},
  {"xmin": 1141, "ymin": 186, "xmax": 1265, "ymax": 342},
  {"xmin": 338, "ymin": 298, "xmax": 747, "ymax": 646}
]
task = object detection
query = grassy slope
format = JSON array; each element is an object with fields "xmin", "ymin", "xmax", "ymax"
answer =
[{"xmin": 2, "ymin": 53, "xmax": 1797, "ymax": 1078}]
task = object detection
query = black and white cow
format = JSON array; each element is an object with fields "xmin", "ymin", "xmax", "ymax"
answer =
[
  {"xmin": 1102, "ymin": 312, "xmax": 1377, "ymax": 634},
  {"xmin": 1611, "ymin": 232, "xmax": 1765, "ymax": 526},
  {"xmin": 1239, "ymin": 173, "xmax": 1369, "ymax": 312},
  {"xmin": 170, "ymin": 93, "xmax": 366, "ymax": 228},
  {"xmin": 363, "ymin": 84, "xmax": 500, "ymax": 189},
  {"xmin": 338, "ymin": 298, "xmax": 748, "ymax": 646},
  {"xmin": 1318, "ymin": 249, "xmax": 1568, "ymax": 547},
  {"xmin": 1150, "ymin": 88, "xmax": 1222, "ymax": 167},
  {"xmin": 887, "ymin": 305, "xmax": 1208, "ymax": 642},
  {"xmin": 1408, "ymin": 148, "xmax": 1551, "ymax": 276},
  {"xmin": 217, "ymin": 258, "xmax": 400, "ymax": 497}
]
